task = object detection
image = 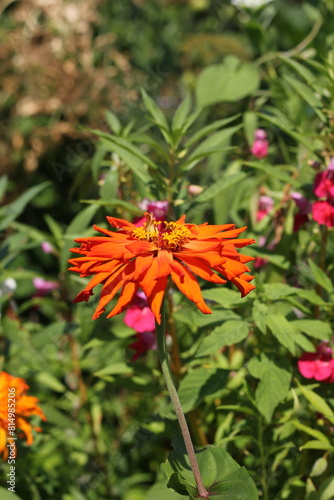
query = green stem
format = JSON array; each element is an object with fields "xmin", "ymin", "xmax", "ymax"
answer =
[{"xmin": 156, "ymin": 300, "xmax": 209, "ymax": 499}]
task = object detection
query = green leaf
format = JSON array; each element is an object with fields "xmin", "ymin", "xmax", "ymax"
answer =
[
  {"xmin": 243, "ymin": 111, "xmax": 258, "ymax": 146},
  {"xmin": 196, "ymin": 56, "xmax": 260, "ymax": 107},
  {"xmin": 202, "ymin": 288, "xmax": 246, "ymax": 307},
  {"xmin": 217, "ymin": 405, "xmax": 255, "ymax": 416},
  {"xmin": 291, "ymin": 320, "xmax": 332, "ymax": 340},
  {"xmin": 248, "ymin": 354, "xmax": 291, "ymax": 422},
  {"xmin": 284, "ymin": 75, "xmax": 325, "ymax": 121},
  {"xmin": 186, "ymin": 125, "xmax": 241, "ymax": 164},
  {"xmin": 314, "ymin": 475, "xmax": 334, "ymax": 500},
  {"xmin": 61, "ymin": 204, "xmax": 100, "ymax": 272},
  {"xmin": 163, "ymin": 445, "xmax": 258, "ymax": 499},
  {"xmin": 290, "ymin": 420, "xmax": 330, "ymax": 445},
  {"xmin": 263, "ymin": 283, "xmax": 297, "ymax": 301},
  {"xmin": 296, "ymin": 381, "xmax": 334, "ymax": 426},
  {"xmin": 81, "ymin": 198, "xmax": 143, "ymax": 214},
  {"xmin": 0, "ymin": 181, "xmax": 51, "ymax": 231},
  {"xmin": 300, "ymin": 440, "xmax": 334, "ymax": 451},
  {"xmin": 44, "ymin": 213, "xmax": 64, "ymax": 243},
  {"xmin": 146, "ymin": 475, "xmax": 185, "ymax": 499},
  {"xmin": 174, "ymin": 307, "xmax": 240, "ymax": 330},
  {"xmin": 292, "ymin": 331, "xmax": 316, "ymax": 352},
  {"xmin": 310, "ymin": 457, "xmax": 328, "ymax": 478},
  {"xmin": 196, "ymin": 321, "xmax": 249, "ymax": 357},
  {"xmin": 178, "ymin": 366, "xmax": 229, "ymax": 413},
  {"xmin": 94, "ymin": 363, "xmax": 133, "ymax": 377},
  {"xmin": 0, "ymin": 175, "xmax": 8, "ymax": 203},
  {"xmin": 293, "ymin": 289, "xmax": 327, "ymax": 305},
  {"xmin": 256, "ymin": 113, "xmax": 317, "ymax": 152},
  {"xmin": 184, "ymin": 114, "xmax": 240, "ymax": 148},
  {"xmin": 195, "ymin": 172, "xmax": 248, "ymax": 203},
  {"xmin": 278, "ymin": 56, "xmax": 316, "ymax": 85},
  {"xmin": 252, "ymin": 301, "xmax": 268, "ymax": 335},
  {"xmin": 243, "ymin": 162, "xmax": 300, "ymax": 187},
  {"xmin": 172, "ymin": 93, "xmax": 192, "ymax": 133},
  {"xmin": 35, "ymin": 371, "xmax": 67, "ymax": 392},
  {"xmin": 105, "ymin": 110, "xmax": 122, "ymax": 134},
  {"xmin": 266, "ymin": 314, "xmax": 296, "ymax": 354},
  {"xmin": 0, "ymin": 488, "xmax": 23, "ymax": 500},
  {"xmin": 141, "ymin": 88, "xmax": 171, "ymax": 143},
  {"xmin": 89, "ymin": 129, "xmax": 156, "ymax": 182},
  {"xmin": 307, "ymin": 259, "xmax": 334, "ymax": 293}
]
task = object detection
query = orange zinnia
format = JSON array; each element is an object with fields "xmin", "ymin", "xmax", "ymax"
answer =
[
  {"xmin": 69, "ymin": 213, "xmax": 255, "ymax": 324},
  {"xmin": 0, "ymin": 371, "xmax": 47, "ymax": 460}
]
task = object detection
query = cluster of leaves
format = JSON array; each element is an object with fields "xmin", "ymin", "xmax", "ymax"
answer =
[{"xmin": 1, "ymin": 1, "xmax": 334, "ymax": 500}]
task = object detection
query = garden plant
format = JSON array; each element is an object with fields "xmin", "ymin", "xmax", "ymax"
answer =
[{"xmin": 0, "ymin": 1, "xmax": 334, "ymax": 499}]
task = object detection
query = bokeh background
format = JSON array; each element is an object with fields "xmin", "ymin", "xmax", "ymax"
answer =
[{"xmin": 1, "ymin": 1, "xmax": 334, "ymax": 499}]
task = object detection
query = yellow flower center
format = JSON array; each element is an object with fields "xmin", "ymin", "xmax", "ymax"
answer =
[{"xmin": 132, "ymin": 217, "xmax": 192, "ymax": 252}]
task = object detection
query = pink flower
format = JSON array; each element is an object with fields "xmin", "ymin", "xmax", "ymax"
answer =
[
  {"xmin": 251, "ymin": 129, "xmax": 269, "ymax": 159},
  {"xmin": 257, "ymin": 195, "xmax": 274, "ymax": 221},
  {"xmin": 253, "ymin": 236, "xmax": 268, "ymax": 269},
  {"xmin": 312, "ymin": 201, "xmax": 334, "ymax": 227},
  {"xmin": 128, "ymin": 331, "xmax": 156, "ymax": 361},
  {"xmin": 124, "ymin": 304, "xmax": 156, "ymax": 333},
  {"xmin": 134, "ymin": 199, "xmax": 169, "ymax": 226},
  {"xmin": 291, "ymin": 192, "xmax": 312, "ymax": 231},
  {"xmin": 41, "ymin": 242, "xmax": 54, "ymax": 254},
  {"xmin": 124, "ymin": 291, "xmax": 156, "ymax": 333},
  {"xmin": 188, "ymin": 185, "xmax": 203, "ymax": 196},
  {"xmin": 33, "ymin": 277, "xmax": 59, "ymax": 295},
  {"xmin": 291, "ymin": 192, "xmax": 312, "ymax": 214},
  {"xmin": 313, "ymin": 164, "xmax": 334, "ymax": 200},
  {"xmin": 298, "ymin": 342, "xmax": 334, "ymax": 383},
  {"xmin": 255, "ymin": 129, "xmax": 267, "ymax": 140}
]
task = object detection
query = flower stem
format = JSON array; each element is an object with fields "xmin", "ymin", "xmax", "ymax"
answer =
[{"xmin": 155, "ymin": 300, "xmax": 209, "ymax": 499}]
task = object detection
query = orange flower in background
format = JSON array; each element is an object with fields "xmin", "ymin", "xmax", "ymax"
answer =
[
  {"xmin": 69, "ymin": 213, "xmax": 256, "ymax": 324},
  {"xmin": 0, "ymin": 371, "xmax": 47, "ymax": 459}
]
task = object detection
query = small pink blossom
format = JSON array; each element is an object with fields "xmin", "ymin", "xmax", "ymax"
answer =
[
  {"xmin": 41, "ymin": 242, "xmax": 54, "ymax": 254},
  {"xmin": 33, "ymin": 277, "xmax": 59, "ymax": 295},
  {"xmin": 188, "ymin": 185, "xmax": 203, "ymax": 196},
  {"xmin": 124, "ymin": 305, "xmax": 155, "ymax": 333},
  {"xmin": 251, "ymin": 129, "xmax": 269, "ymax": 159},
  {"xmin": 257, "ymin": 195, "xmax": 274, "ymax": 221},
  {"xmin": 255, "ymin": 129, "xmax": 267, "ymax": 140},
  {"xmin": 298, "ymin": 342, "xmax": 334, "ymax": 383},
  {"xmin": 313, "ymin": 166, "xmax": 334, "ymax": 200},
  {"xmin": 291, "ymin": 192, "xmax": 312, "ymax": 214},
  {"xmin": 312, "ymin": 201, "xmax": 334, "ymax": 227},
  {"xmin": 134, "ymin": 199, "xmax": 169, "ymax": 226},
  {"xmin": 291, "ymin": 192, "xmax": 312, "ymax": 231}
]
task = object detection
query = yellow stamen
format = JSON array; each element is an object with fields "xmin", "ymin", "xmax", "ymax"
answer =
[{"xmin": 132, "ymin": 218, "xmax": 192, "ymax": 251}]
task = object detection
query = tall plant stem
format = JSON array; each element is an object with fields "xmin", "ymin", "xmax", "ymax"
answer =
[{"xmin": 155, "ymin": 300, "xmax": 209, "ymax": 499}]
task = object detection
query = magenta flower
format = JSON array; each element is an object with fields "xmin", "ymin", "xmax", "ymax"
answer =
[
  {"xmin": 134, "ymin": 199, "xmax": 169, "ymax": 227},
  {"xmin": 124, "ymin": 304, "xmax": 155, "ymax": 333},
  {"xmin": 128, "ymin": 331, "xmax": 156, "ymax": 361},
  {"xmin": 41, "ymin": 242, "xmax": 54, "ymax": 254},
  {"xmin": 33, "ymin": 277, "xmax": 59, "ymax": 295},
  {"xmin": 298, "ymin": 342, "xmax": 334, "ymax": 383},
  {"xmin": 124, "ymin": 291, "xmax": 155, "ymax": 332},
  {"xmin": 256, "ymin": 195, "xmax": 274, "ymax": 222},
  {"xmin": 291, "ymin": 192, "xmax": 312, "ymax": 231},
  {"xmin": 313, "ymin": 162, "xmax": 334, "ymax": 200},
  {"xmin": 312, "ymin": 200, "xmax": 334, "ymax": 228},
  {"xmin": 251, "ymin": 129, "xmax": 269, "ymax": 159}
]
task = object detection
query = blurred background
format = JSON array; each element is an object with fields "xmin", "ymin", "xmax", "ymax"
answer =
[{"xmin": 1, "ymin": 1, "xmax": 334, "ymax": 499}]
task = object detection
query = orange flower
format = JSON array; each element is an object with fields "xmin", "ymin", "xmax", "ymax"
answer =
[
  {"xmin": 0, "ymin": 371, "xmax": 47, "ymax": 460},
  {"xmin": 69, "ymin": 213, "xmax": 255, "ymax": 324}
]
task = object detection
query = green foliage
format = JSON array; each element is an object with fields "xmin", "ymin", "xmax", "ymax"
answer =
[{"xmin": 2, "ymin": 1, "xmax": 334, "ymax": 499}]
